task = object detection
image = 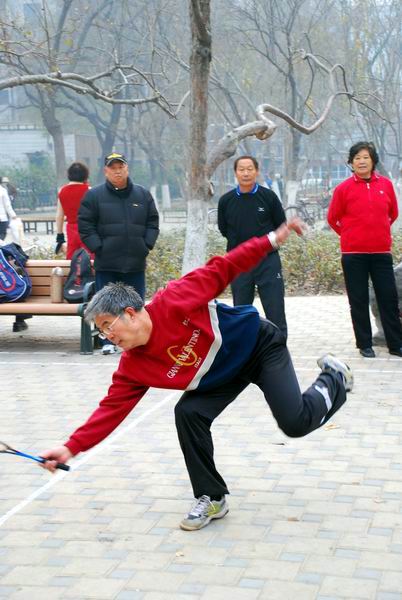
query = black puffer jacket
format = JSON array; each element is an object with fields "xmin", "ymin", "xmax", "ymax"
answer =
[{"xmin": 78, "ymin": 178, "xmax": 159, "ymax": 273}]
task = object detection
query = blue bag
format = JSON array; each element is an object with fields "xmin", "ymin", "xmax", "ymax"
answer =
[{"xmin": 0, "ymin": 243, "xmax": 32, "ymax": 303}]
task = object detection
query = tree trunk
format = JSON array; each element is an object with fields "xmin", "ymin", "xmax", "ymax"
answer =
[
  {"xmin": 283, "ymin": 127, "xmax": 304, "ymax": 207},
  {"xmin": 51, "ymin": 123, "xmax": 67, "ymax": 190},
  {"xmin": 182, "ymin": 0, "xmax": 212, "ymax": 275},
  {"xmin": 41, "ymin": 98, "xmax": 67, "ymax": 189},
  {"xmin": 97, "ymin": 104, "xmax": 122, "ymax": 181}
]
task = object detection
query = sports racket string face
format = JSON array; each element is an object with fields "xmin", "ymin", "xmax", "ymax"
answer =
[{"xmin": 0, "ymin": 441, "xmax": 70, "ymax": 471}]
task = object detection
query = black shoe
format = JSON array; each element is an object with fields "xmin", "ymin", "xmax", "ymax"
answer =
[
  {"xmin": 359, "ymin": 347, "xmax": 375, "ymax": 358},
  {"xmin": 389, "ymin": 347, "xmax": 402, "ymax": 357},
  {"xmin": 12, "ymin": 320, "xmax": 28, "ymax": 332}
]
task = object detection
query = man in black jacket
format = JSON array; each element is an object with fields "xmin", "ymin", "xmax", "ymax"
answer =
[
  {"xmin": 78, "ymin": 152, "xmax": 159, "ymax": 354},
  {"xmin": 218, "ymin": 155, "xmax": 287, "ymax": 337}
]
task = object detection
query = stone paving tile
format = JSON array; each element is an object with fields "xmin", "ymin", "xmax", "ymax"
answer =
[
  {"xmin": 7, "ymin": 587, "xmax": 65, "ymax": 599},
  {"xmin": 1, "ymin": 296, "xmax": 402, "ymax": 599},
  {"xmin": 126, "ymin": 571, "xmax": 186, "ymax": 593},
  {"xmin": 63, "ymin": 577, "xmax": 127, "ymax": 598},
  {"xmin": 319, "ymin": 575, "xmax": 378, "ymax": 598},
  {"xmin": 259, "ymin": 579, "xmax": 320, "ymax": 599}
]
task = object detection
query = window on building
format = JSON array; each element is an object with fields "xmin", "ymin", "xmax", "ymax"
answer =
[{"xmin": 0, "ymin": 89, "xmax": 10, "ymax": 105}]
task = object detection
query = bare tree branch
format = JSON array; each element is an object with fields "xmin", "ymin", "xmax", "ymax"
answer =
[
  {"xmin": 0, "ymin": 68, "xmax": 177, "ymax": 114},
  {"xmin": 207, "ymin": 112, "xmax": 276, "ymax": 178},
  {"xmin": 206, "ymin": 46, "xmax": 391, "ymax": 179},
  {"xmin": 256, "ymin": 95, "xmax": 349, "ymax": 135}
]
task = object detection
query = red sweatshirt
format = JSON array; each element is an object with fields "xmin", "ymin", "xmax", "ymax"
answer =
[
  {"xmin": 327, "ymin": 172, "xmax": 398, "ymax": 253},
  {"xmin": 65, "ymin": 234, "xmax": 274, "ymax": 456}
]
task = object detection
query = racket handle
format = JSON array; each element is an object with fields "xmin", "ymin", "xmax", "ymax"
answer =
[{"xmin": 56, "ymin": 462, "xmax": 70, "ymax": 471}]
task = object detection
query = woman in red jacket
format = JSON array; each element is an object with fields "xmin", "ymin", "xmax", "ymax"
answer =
[
  {"xmin": 328, "ymin": 141, "xmax": 402, "ymax": 358},
  {"xmin": 55, "ymin": 162, "xmax": 92, "ymax": 259}
]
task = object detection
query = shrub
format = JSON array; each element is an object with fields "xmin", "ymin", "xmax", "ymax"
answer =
[
  {"xmin": 281, "ymin": 231, "xmax": 345, "ymax": 295},
  {"xmin": 4, "ymin": 158, "xmax": 57, "ymax": 210},
  {"xmin": 26, "ymin": 228, "xmax": 402, "ymax": 298},
  {"xmin": 147, "ymin": 229, "xmax": 185, "ymax": 292}
]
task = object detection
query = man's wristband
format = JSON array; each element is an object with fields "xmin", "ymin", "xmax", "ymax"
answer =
[{"xmin": 268, "ymin": 231, "xmax": 279, "ymax": 249}]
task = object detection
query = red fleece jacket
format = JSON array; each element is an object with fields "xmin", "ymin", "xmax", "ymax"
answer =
[{"xmin": 327, "ymin": 172, "xmax": 398, "ymax": 253}]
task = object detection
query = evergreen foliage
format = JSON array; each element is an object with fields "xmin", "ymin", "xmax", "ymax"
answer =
[{"xmin": 28, "ymin": 229, "xmax": 402, "ymax": 298}]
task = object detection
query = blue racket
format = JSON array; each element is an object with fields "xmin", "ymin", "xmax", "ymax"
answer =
[{"xmin": 0, "ymin": 441, "xmax": 70, "ymax": 471}]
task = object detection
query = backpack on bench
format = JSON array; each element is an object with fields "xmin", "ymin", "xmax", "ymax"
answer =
[
  {"xmin": 0, "ymin": 243, "xmax": 32, "ymax": 303},
  {"xmin": 63, "ymin": 248, "xmax": 95, "ymax": 303}
]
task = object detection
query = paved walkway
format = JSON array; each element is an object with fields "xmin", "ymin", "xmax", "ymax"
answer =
[{"xmin": 1, "ymin": 296, "xmax": 402, "ymax": 600}]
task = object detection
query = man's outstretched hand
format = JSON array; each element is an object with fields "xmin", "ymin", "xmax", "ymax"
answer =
[
  {"xmin": 40, "ymin": 445, "xmax": 73, "ymax": 473},
  {"xmin": 275, "ymin": 217, "xmax": 306, "ymax": 246}
]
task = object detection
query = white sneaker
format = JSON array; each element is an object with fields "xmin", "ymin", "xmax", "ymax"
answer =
[
  {"xmin": 317, "ymin": 353, "xmax": 354, "ymax": 392},
  {"xmin": 101, "ymin": 344, "xmax": 118, "ymax": 355},
  {"xmin": 180, "ymin": 495, "xmax": 229, "ymax": 531}
]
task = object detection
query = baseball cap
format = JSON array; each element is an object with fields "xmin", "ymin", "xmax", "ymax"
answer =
[{"xmin": 104, "ymin": 152, "xmax": 128, "ymax": 166}]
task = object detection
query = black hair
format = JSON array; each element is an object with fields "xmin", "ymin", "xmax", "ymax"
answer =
[
  {"xmin": 234, "ymin": 155, "xmax": 259, "ymax": 171},
  {"xmin": 67, "ymin": 161, "xmax": 89, "ymax": 182},
  {"xmin": 348, "ymin": 142, "xmax": 379, "ymax": 168}
]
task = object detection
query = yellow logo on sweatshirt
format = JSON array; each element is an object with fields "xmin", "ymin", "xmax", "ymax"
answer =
[
  {"xmin": 166, "ymin": 329, "xmax": 202, "ymax": 379},
  {"xmin": 167, "ymin": 345, "xmax": 198, "ymax": 366}
]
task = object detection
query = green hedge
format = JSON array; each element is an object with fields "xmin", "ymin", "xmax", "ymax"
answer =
[
  {"xmin": 282, "ymin": 230, "xmax": 402, "ymax": 295},
  {"xmin": 27, "ymin": 229, "xmax": 402, "ymax": 298},
  {"xmin": 146, "ymin": 229, "xmax": 402, "ymax": 297}
]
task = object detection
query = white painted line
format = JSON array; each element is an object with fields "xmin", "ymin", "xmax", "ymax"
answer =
[
  {"xmin": 0, "ymin": 390, "xmax": 179, "ymax": 528},
  {"xmin": 291, "ymin": 355, "xmax": 402, "ymax": 363},
  {"xmin": 0, "ymin": 352, "xmax": 87, "ymax": 355},
  {"xmin": 0, "ymin": 362, "xmax": 113, "ymax": 366},
  {"xmin": 1, "ymin": 361, "xmax": 401, "ymax": 374},
  {"xmin": 295, "ymin": 367, "xmax": 402, "ymax": 374}
]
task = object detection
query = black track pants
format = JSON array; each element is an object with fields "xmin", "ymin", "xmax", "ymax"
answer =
[
  {"xmin": 175, "ymin": 319, "xmax": 346, "ymax": 498},
  {"xmin": 341, "ymin": 253, "xmax": 402, "ymax": 351},
  {"xmin": 231, "ymin": 252, "xmax": 287, "ymax": 338}
]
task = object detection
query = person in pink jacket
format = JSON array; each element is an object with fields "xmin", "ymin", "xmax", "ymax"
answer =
[{"xmin": 328, "ymin": 141, "xmax": 402, "ymax": 358}]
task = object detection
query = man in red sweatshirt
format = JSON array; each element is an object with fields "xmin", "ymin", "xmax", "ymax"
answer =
[{"xmin": 41, "ymin": 219, "xmax": 353, "ymax": 531}]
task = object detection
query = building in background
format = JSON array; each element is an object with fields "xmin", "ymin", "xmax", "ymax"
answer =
[{"xmin": 0, "ymin": 125, "xmax": 101, "ymax": 177}]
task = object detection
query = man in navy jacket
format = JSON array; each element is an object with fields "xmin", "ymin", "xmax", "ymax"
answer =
[
  {"xmin": 79, "ymin": 152, "xmax": 159, "ymax": 354},
  {"xmin": 218, "ymin": 155, "xmax": 287, "ymax": 337}
]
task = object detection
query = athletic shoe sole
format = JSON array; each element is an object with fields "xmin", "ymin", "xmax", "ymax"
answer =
[
  {"xmin": 317, "ymin": 353, "xmax": 354, "ymax": 392},
  {"xmin": 180, "ymin": 505, "xmax": 229, "ymax": 531}
]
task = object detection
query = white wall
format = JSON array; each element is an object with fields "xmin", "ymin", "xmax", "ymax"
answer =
[
  {"xmin": 0, "ymin": 127, "xmax": 83, "ymax": 168},
  {"xmin": 0, "ymin": 127, "xmax": 53, "ymax": 166}
]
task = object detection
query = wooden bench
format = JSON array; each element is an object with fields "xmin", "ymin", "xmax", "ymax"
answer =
[
  {"xmin": 162, "ymin": 210, "xmax": 187, "ymax": 223},
  {"xmin": 22, "ymin": 217, "xmax": 55, "ymax": 235},
  {"xmin": 0, "ymin": 260, "xmax": 95, "ymax": 354}
]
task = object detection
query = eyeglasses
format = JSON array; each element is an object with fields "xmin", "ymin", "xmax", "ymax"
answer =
[{"xmin": 97, "ymin": 314, "xmax": 122, "ymax": 340}]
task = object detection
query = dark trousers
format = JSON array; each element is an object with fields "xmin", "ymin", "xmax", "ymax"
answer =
[
  {"xmin": 175, "ymin": 319, "xmax": 346, "ymax": 498},
  {"xmin": 231, "ymin": 252, "xmax": 287, "ymax": 338},
  {"xmin": 0, "ymin": 221, "xmax": 8, "ymax": 240},
  {"xmin": 341, "ymin": 253, "xmax": 402, "ymax": 352},
  {"xmin": 95, "ymin": 270, "xmax": 145, "ymax": 346}
]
